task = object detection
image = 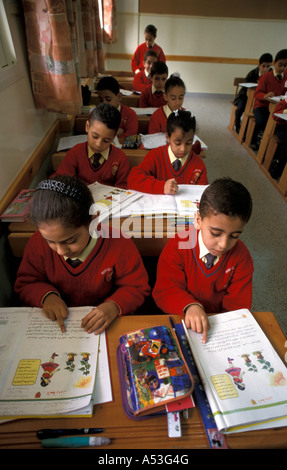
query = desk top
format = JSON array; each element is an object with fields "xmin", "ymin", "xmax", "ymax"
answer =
[{"xmin": 0, "ymin": 311, "xmax": 286, "ymax": 449}]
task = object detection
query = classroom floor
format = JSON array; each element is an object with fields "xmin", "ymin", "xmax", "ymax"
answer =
[{"xmin": 181, "ymin": 91, "xmax": 287, "ymax": 337}]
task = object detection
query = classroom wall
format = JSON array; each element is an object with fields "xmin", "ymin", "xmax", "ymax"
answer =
[{"xmin": 105, "ymin": 0, "xmax": 287, "ymax": 94}]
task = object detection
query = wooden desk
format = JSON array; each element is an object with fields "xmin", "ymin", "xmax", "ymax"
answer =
[
  {"xmin": 256, "ymin": 100, "xmax": 277, "ymax": 164},
  {"xmin": 7, "ymin": 214, "xmax": 182, "ymax": 258},
  {"xmin": 238, "ymin": 87, "xmax": 256, "ymax": 143},
  {"xmin": 0, "ymin": 311, "xmax": 286, "ymax": 449}
]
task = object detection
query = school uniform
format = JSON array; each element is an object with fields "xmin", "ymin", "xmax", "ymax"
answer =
[
  {"xmin": 139, "ymin": 85, "xmax": 166, "ymax": 108},
  {"xmin": 148, "ymin": 105, "xmax": 202, "ymax": 155},
  {"xmin": 15, "ymin": 228, "xmax": 151, "ymax": 315},
  {"xmin": 270, "ymin": 99, "xmax": 287, "ymax": 179},
  {"xmin": 252, "ymin": 69, "xmax": 287, "ymax": 145},
  {"xmin": 153, "ymin": 228, "xmax": 253, "ymax": 315},
  {"xmin": 132, "ymin": 70, "xmax": 152, "ymax": 92},
  {"xmin": 131, "ymin": 43, "xmax": 166, "ymax": 73},
  {"xmin": 119, "ymin": 103, "xmax": 139, "ymax": 140},
  {"xmin": 127, "ymin": 144, "xmax": 208, "ymax": 194},
  {"xmin": 54, "ymin": 142, "xmax": 130, "ymax": 188}
]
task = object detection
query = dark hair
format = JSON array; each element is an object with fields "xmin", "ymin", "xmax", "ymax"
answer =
[
  {"xmin": 30, "ymin": 175, "xmax": 94, "ymax": 228},
  {"xmin": 259, "ymin": 53, "xmax": 273, "ymax": 64},
  {"xmin": 199, "ymin": 177, "xmax": 253, "ymax": 223},
  {"xmin": 275, "ymin": 49, "xmax": 287, "ymax": 62},
  {"xmin": 166, "ymin": 109, "xmax": 196, "ymax": 136},
  {"xmin": 144, "ymin": 50, "xmax": 157, "ymax": 61},
  {"xmin": 151, "ymin": 61, "xmax": 168, "ymax": 77},
  {"xmin": 165, "ymin": 75, "xmax": 186, "ymax": 94},
  {"xmin": 144, "ymin": 24, "xmax": 157, "ymax": 37},
  {"xmin": 89, "ymin": 102, "xmax": 121, "ymax": 132},
  {"xmin": 96, "ymin": 76, "xmax": 120, "ymax": 95}
]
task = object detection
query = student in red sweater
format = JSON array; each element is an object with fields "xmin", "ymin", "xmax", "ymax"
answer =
[
  {"xmin": 131, "ymin": 24, "xmax": 166, "ymax": 74},
  {"xmin": 153, "ymin": 178, "xmax": 253, "ymax": 343},
  {"xmin": 269, "ymin": 96, "xmax": 287, "ymax": 180},
  {"xmin": 139, "ymin": 61, "xmax": 168, "ymax": 108},
  {"xmin": 132, "ymin": 50, "xmax": 157, "ymax": 92},
  {"xmin": 15, "ymin": 175, "xmax": 150, "ymax": 334},
  {"xmin": 96, "ymin": 76, "xmax": 138, "ymax": 144},
  {"xmin": 127, "ymin": 110, "xmax": 208, "ymax": 194},
  {"xmin": 54, "ymin": 103, "xmax": 130, "ymax": 188},
  {"xmin": 252, "ymin": 49, "xmax": 287, "ymax": 150},
  {"xmin": 148, "ymin": 75, "xmax": 206, "ymax": 157}
]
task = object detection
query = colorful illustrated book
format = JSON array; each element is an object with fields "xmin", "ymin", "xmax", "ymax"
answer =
[
  {"xmin": 183, "ymin": 309, "xmax": 287, "ymax": 433},
  {"xmin": 0, "ymin": 307, "xmax": 100, "ymax": 419},
  {"xmin": 0, "ymin": 189, "xmax": 35, "ymax": 222},
  {"xmin": 118, "ymin": 325, "xmax": 194, "ymax": 417},
  {"xmin": 88, "ymin": 182, "xmax": 142, "ymax": 222}
]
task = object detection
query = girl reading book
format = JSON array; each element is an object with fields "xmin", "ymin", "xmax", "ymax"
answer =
[{"xmin": 15, "ymin": 175, "xmax": 150, "ymax": 334}]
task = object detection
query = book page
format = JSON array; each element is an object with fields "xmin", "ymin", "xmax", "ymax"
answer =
[
  {"xmin": 175, "ymin": 184, "xmax": 208, "ymax": 216},
  {"xmin": 0, "ymin": 307, "xmax": 100, "ymax": 418},
  {"xmin": 183, "ymin": 309, "xmax": 287, "ymax": 432}
]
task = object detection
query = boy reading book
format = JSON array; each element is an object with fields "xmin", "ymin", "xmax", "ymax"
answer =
[
  {"xmin": 153, "ymin": 178, "xmax": 253, "ymax": 343},
  {"xmin": 54, "ymin": 103, "xmax": 130, "ymax": 188}
]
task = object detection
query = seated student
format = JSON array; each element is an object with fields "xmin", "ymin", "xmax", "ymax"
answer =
[
  {"xmin": 269, "ymin": 96, "xmax": 287, "ymax": 180},
  {"xmin": 54, "ymin": 103, "xmax": 130, "ymax": 188},
  {"xmin": 127, "ymin": 110, "xmax": 208, "ymax": 194},
  {"xmin": 153, "ymin": 178, "xmax": 253, "ymax": 343},
  {"xmin": 139, "ymin": 61, "xmax": 168, "ymax": 108},
  {"xmin": 252, "ymin": 49, "xmax": 287, "ymax": 150},
  {"xmin": 131, "ymin": 24, "xmax": 166, "ymax": 74},
  {"xmin": 233, "ymin": 52, "xmax": 273, "ymax": 133},
  {"xmin": 96, "ymin": 76, "xmax": 138, "ymax": 144},
  {"xmin": 14, "ymin": 175, "xmax": 151, "ymax": 334},
  {"xmin": 148, "ymin": 75, "xmax": 205, "ymax": 157},
  {"xmin": 132, "ymin": 50, "xmax": 157, "ymax": 92}
]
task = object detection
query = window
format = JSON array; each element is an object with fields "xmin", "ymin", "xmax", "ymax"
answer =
[
  {"xmin": 0, "ymin": 0, "xmax": 16, "ymax": 69},
  {"xmin": 0, "ymin": 0, "xmax": 23, "ymax": 91}
]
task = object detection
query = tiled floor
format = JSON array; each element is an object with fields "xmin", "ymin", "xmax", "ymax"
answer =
[{"xmin": 183, "ymin": 92, "xmax": 287, "ymax": 337}]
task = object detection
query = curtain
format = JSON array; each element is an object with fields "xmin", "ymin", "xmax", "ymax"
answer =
[
  {"xmin": 103, "ymin": 0, "xmax": 117, "ymax": 44},
  {"xmin": 22, "ymin": 0, "xmax": 107, "ymax": 114}
]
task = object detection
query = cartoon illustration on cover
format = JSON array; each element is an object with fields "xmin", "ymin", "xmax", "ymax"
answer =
[{"xmin": 120, "ymin": 326, "xmax": 192, "ymax": 412}]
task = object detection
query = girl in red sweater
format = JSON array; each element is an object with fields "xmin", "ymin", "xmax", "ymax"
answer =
[
  {"xmin": 127, "ymin": 109, "xmax": 208, "ymax": 194},
  {"xmin": 15, "ymin": 175, "xmax": 150, "ymax": 334},
  {"xmin": 153, "ymin": 178, "xmax": 253, "ymax": 343}
]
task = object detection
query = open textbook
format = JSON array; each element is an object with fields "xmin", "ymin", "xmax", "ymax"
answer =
[
  {"xmin": 120, "ymin": 184, "xmax": 208, "ymax": 218},
  {"xmin": 183, "ymin": 309, "xmax": 287, "ymax": 433},
  {"xmin": 0, "ymin": 307, "xmax": 101, "ymax": 419}
]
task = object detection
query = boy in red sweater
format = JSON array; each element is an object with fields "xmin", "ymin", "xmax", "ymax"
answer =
[
  {"xmin": 54, "ymin": 103, "xmax": 130, "ymax": 188},
  {"xmin": 153, "ymin": 178, "xmax": 253, "ymax": 343},
  {"xmin": 139, "ymin": 61, "xmax": 168, "ymax": 108},
  {"xmin": 15, "ymin": 175, "xmax": 150, "ymax": 334},
  {"xmin": 252, "ymin": 49, "xmax": 287, "ymax": 150},
  {"xmin": 127, "ymin": 110, "xmax": 208, "ymax": 194},
  {"xmin": 96, "ymin": 76, "xmax": 138, "ymax": 144},
  {"xmin": 131, "ymin": 24, "xmax": 165, "ymax": 74},
  {"xmin": 132, "ymin": 50, "xmax": 157, "ymax": 92},
  {"xmin": 148, "ymin": 75, "xmax": 206, "ymax": 157}
]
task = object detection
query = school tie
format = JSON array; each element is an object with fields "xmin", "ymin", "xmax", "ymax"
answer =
[
  {"xmin": 66, "ymin": 258, "xmax": 82, "ymax": 268},
  {"xmin": 277, "ymin": 74, "xmax": 283, "ymax": 81},
  {"xmin": 172, "ymin": 158, "xmax": 182, "ymax": 172},
  {"xmin": 91, "ymin": 153, "xmax": 102, "ymax": 169},
  {"xmin": 205, "ymin": 253, "xmax": 216, "ymax": 269}
]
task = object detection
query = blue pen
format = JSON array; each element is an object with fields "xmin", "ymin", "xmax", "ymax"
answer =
[
  {"xmin": 41, "ymin": 436, "xmax": 111, "ymax": 448},
  {"xmin": 37, "ymin": 427, "xmax": 103, "ymax": 439}
]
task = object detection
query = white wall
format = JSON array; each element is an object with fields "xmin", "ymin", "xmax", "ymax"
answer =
[{"xmin": 105, "ymin": 0, "xmax": 287, "ymax": 94}]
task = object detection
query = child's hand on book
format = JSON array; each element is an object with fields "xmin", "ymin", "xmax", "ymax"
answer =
[
  {"xmin": 81, "ymin": 301, "xmax": 120, "ymax": 334},
  {"xmin": 185, "ymin": 304, "xmax": 210, "ymax": 343},
  {"xmin": 42, "ymin": 293, "xmax": 69, "ymax": 333},
  {"xmin": 164, "ymin": 178, "xmax": 178, "ymax": 195}
]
